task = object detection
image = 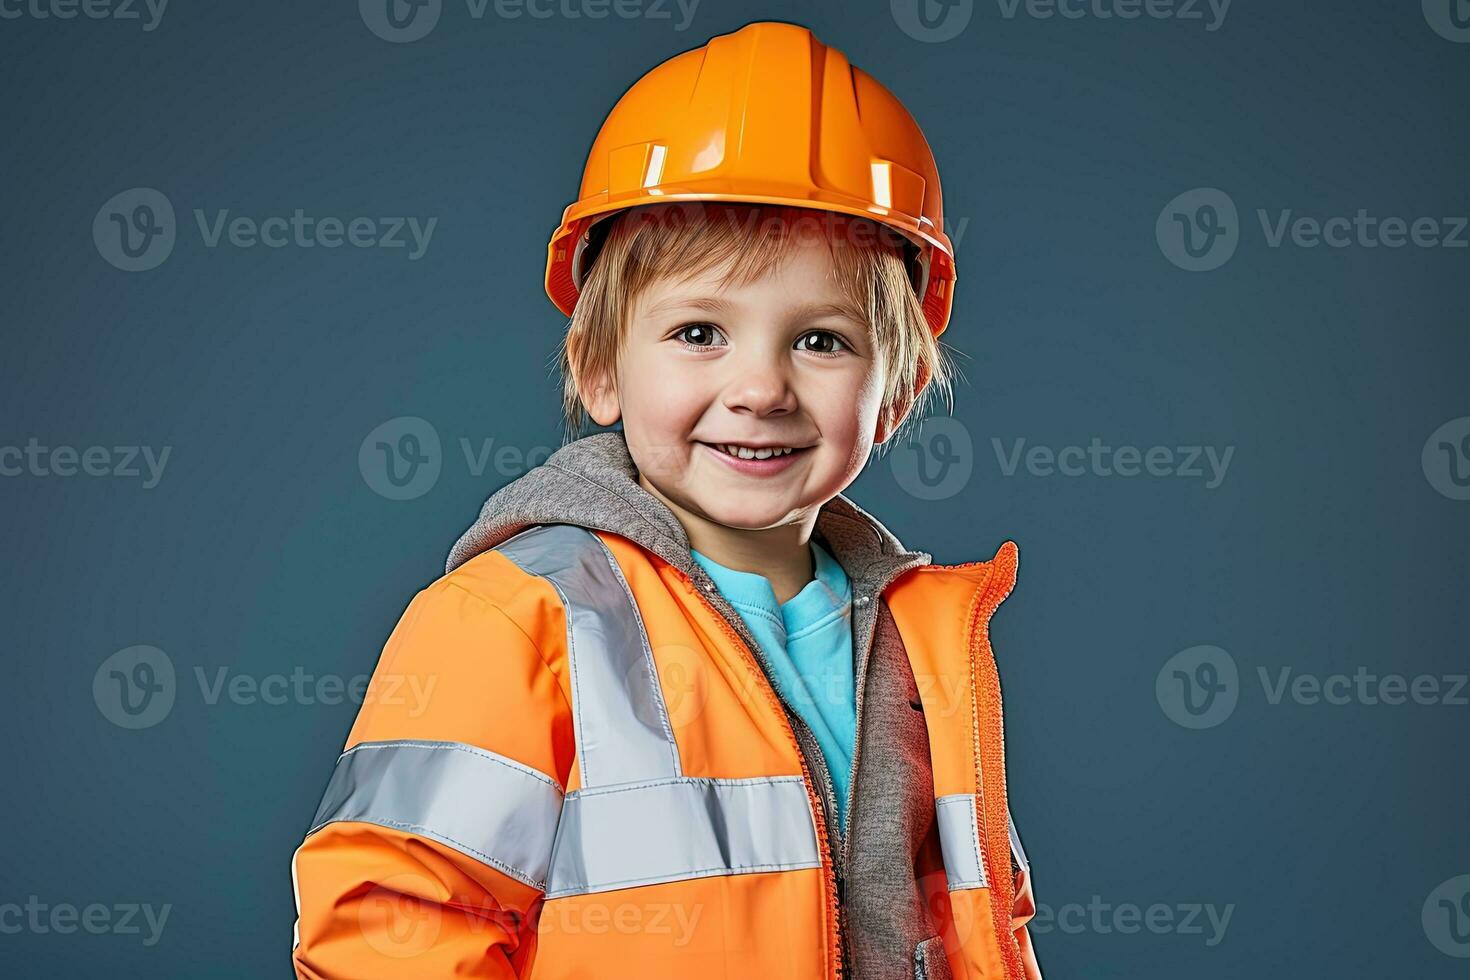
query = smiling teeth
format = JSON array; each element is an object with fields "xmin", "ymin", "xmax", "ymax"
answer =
[{"xmin": 717, "ymin": 444, "xmax": 795, "ymax": 460}]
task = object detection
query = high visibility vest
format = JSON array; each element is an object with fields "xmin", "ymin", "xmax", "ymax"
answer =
[{"xmin": 292, "ymin": 524, "xmax": 1040, "ymax": 980}]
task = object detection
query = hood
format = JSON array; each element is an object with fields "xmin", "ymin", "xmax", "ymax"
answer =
[{"xmin": 445, "ymin": 431, "xmax": 931, "ymax": 599}]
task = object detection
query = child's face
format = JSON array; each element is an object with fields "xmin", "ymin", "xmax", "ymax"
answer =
[{"xmin": 583, "ymin": 233, "xmax": 896, "ymax": 533}]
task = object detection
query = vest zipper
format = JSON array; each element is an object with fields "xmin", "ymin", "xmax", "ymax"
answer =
[
  {"xmin": 836, "ymin": 555, "xmax": 932, "ymax": 978},
  {"xmin": 677, "ymin": 566, "xmax": 847, "ymax": 980},
  {"xmin": 682, "ymin": 554, "xmax": 931, "ymax": 979}
]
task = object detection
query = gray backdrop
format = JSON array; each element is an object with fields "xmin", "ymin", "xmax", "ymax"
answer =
[{"xmin": 1, "ymin": 1, "xmax": 1466, "ymax": 977}]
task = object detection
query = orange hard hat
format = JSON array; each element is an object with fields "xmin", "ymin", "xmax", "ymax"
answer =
[{"xmin": 544, "ymin": 20, "xmax": 958, "ymax": 337}]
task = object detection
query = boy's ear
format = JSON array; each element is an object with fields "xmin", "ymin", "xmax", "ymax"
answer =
[
  {"xmin": 565, "ymin": 330, "xmax": 622, "ymax": 426},
  {"xmin": 577, "ymin": 366, "xmax": 622, "ymax": 427},
  {"xmin": 875, "ymin": 396, "xmax": 909, "ymax": 445},
  {"xmin": 874, "ymin": 370, "xmax": 925, "ymax": 445},
  {"xmin": 876, "ymin": 359, "xmax": 934, "ymax": 443}
]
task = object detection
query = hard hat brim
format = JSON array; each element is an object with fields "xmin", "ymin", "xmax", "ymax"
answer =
[{"xmin": 546, "ymin": 184, "xmax": 956, "ymax": 336}]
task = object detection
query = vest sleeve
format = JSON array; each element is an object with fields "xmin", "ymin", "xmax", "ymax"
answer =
[{"xmin": 290, "ymin": 577, "xmax": 574, "ymax": 979}]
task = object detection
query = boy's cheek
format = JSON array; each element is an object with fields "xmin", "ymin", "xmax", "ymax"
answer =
[{"xmin": 623, "ymin": 429, "xmax": 699, "ymax": 484}]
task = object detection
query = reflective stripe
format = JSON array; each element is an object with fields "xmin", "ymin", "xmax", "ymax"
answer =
[
  {"xmin": 307, "ymin": 739, "xmax": 564, "ymax": 891},
  {"xmin": 490, "ymin": 524, "xmax": 822, "ymax": 896},
  {"xmin": 1008, "ymin": 809, "xmax": 1030, "ymax": 872},
  {"xmin": 496, "ymin": 524, "xmax": 681, "ymax": 786},
  {"xmin": 935, "ymin": 794, "xmax": 988, "ymax": 890},
  {"xmin": 546, "ymin": 776, "xmax": 821, "ymax": 898}
]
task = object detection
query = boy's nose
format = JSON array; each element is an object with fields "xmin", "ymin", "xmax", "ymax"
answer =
[{"xmin": 721, "ymin": 363, "xmax": 798, "ymax": 417}]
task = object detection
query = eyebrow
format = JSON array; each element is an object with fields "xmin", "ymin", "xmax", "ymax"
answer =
[{"xmin": 643, "ymin": 294, "xmax": 867, "ymax": 326}]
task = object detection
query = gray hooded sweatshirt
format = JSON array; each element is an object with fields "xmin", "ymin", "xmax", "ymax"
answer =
[{"xmin": 446, "ymin": 430, "xmax": 954, "ymax": 979}]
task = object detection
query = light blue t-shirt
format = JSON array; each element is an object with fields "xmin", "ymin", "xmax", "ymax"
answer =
[{"xmin": 690, "ymin": 540, "xmax": 857, "ymax": 833}]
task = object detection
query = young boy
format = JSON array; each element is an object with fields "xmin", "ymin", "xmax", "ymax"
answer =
[{"xmin": 291, "ymin": 21, "xmax": 1041, "ymax": 980}]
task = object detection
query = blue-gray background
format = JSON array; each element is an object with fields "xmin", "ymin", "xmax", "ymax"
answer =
[{"xmin": 1, "ymin": 1, "xmax": 1466, "ymax": 977}]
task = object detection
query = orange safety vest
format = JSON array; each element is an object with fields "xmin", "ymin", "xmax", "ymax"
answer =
[{"xmin": 292, "ymin": 507, "xmax": 1040, "ymax": 980}]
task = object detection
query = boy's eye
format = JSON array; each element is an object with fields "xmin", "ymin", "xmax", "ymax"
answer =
[
  {"xmin": 671, "ymin": 324, "xmax": 850, "ymax": 356},
  {"xmin": 796, "ymin": 330, "xmax": 848, "ymax": 355},
  {"xmin": 674, "ymin": 323, "xmax": 725, "ymax": 348}
]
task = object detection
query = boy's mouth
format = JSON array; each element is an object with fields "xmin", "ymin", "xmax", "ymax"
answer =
[
  {"xmin": 696, "ymin": 441, "xmax": 814, "ymax": 474},
  {"xmin": 701, "ymin": 442, "xmax": 805, "ymax": 460}
]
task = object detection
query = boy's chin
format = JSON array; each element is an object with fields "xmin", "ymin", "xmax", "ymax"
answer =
[{"xmin": 691, "ymin": 498, "xmax": 811, "ymax": 532}]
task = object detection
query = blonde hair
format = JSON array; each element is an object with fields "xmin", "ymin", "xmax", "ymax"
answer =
[{"xmin": 555, "ymin": 202, "xmax": 957, "ymax": 456}]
